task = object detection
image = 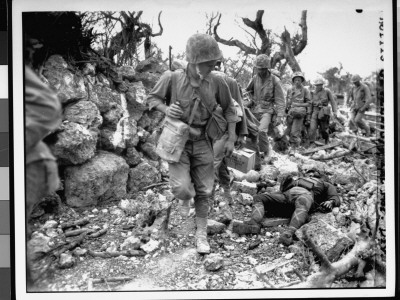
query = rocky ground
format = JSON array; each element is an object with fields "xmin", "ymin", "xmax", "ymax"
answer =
[{"xmin": 27, "ymin": 137, "xmax": 386, "ymax": 293}]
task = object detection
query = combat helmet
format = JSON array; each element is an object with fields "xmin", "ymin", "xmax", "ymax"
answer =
[
  {"xmin": 292, "ymin": 71, "xmax": 305, "ymax": 83},
  {"xmin": 186, "ymin": 34, "xmax": 223, "ymax": 64},
  {"xmin": 254, "ymin": 54, "xmax": 271, "ymax": 69}
]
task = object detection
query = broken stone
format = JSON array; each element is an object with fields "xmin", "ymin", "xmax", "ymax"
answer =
[
  {"xmin": 64, "ymin": 151, "xmax": 129, "ymax": 207},
  {"xmin": 42, "ymin": 220, "xmax": 58, "ymax": 229},
  {"xmin": 261, "ymin": 218, "xmax": 290, "ymax": 227},
  {"xmin": 231, "ymin": 181, "xmax": 257, "ymax": 195},
  {"xmin": 58, "ymin": 253, "xmax": 76, "ymax": 269},
  {"xmin": 127, "ymin": 161, "xmax": 161, "ymax": 193},
  {"xmin": 140, "ymin": 239, "xmax": 160, "ymax": 253},
  {"xmin": 63, "ymin": 100, "xmax": 102, "ymax": 129},
  {"xmin": 204, "ymin": 253, "xmax": 224, "ymax": 271},
  {"xmin": 43, "ymin": 55, "xmax": 88, "ymax": 104},
  {"xmin": 207, "ymin": 220, "xmax": 227, "ymax": 235},
  {"xmin": 45, "ymin": 228, "xmax": 59, "ymax": 238},
  {"xmin": 120, "ymin": 236, "xmax": 141, "ymax": 251},
  {"xmin": 237, "ymin": 193, "xmax": 253, "ymax": 206},
  {"xmin": 295, "ymin": 213, "xmax": 348, "ymax": 253},
  {"xmin": 27, "ymin": 233, "xmax": 52, "ymax": 261},
  {"xmin": 259, "ymin": 165, "xmax": 279, "ymax": 181},
  {"xmin": 50, "ymin": 121, "xmax": 98, "ymax": 166},
  {"xmin": 73, "ymin": 247, "xmax": 87, "ymax": 257}
]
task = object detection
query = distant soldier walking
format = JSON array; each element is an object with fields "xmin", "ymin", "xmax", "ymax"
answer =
[
  {"xmin": 308, "ymin": 78, "xmax": 338, "ymax": 145},
  {"xmin": 348, "ymin": 74, "xmax": 372, "ymax": 137}
]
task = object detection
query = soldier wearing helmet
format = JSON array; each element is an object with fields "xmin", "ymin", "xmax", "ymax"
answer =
[
  {"xmin": 245, "ymin": 54, "xmax": 286, "ymax": 162},
  {"xmin": 147, "ymin": 33, "xmax": 238, "ymax": 254},
  {"xmin": 308, "ymin": 77, "xmax": 338, "ymax": 145},
  {"xmin": 347, "ymin": 74, "xmax": 372, "ymax": 137},
  {"xmin": 284, "ymin": 71, "xmax": 311, "ymax": 149}
]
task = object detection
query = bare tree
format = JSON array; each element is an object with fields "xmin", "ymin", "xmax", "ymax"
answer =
[
  {"xmin": 213, "ymin": 10, "xmax": 308, "ymax": 73},
  {"xmin": 82, "ymin": 11, "xmax": 163, "ymax": 65}
]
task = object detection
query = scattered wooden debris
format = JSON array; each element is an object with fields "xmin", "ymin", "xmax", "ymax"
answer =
[
  {"xmin": 61, "ymin": 217, "xmax": 90, "ymax": 230},
  {"xmin": 88, "ymin": 276, "xmax": 133, "ymax": 291},
  {"xmin": 65, "ymin": 228, "xmax": 94, "ymax": 237},
  {"xmin": 87, "ymin": 250, "xmax": 146, "ymax": 258},
  {"xmin": 301, "ymin": 141, "xmax": 342, "ymax": 155},
  {"xmin": 88, "ymin": 228, "xmax": 108, "ymax": 238}
]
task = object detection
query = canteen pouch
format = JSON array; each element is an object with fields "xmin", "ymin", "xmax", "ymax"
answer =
[
  {"xmin": 289, "ymin": 106, "xmax": 307, "ymax": 118},
  {"xmin": 206, "ymin": 105, "xmax": 228, "ymax": 141},
  {"xmin": 156, "ymin": 116, "xmax": 190, "ymax": 163}
]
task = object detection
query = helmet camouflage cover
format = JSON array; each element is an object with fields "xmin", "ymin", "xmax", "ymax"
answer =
[
  {"xmin": 292, "ymin": 71, "xmax": 305, "ymax": 82},
  {"xmin": 186, "ymin": 33, "xmax": 223, "ymax": 64},
  {"xmin": 351, "ymin": 74, "xmax": 362, "ymax": 82},
  {"xmin": 254, "ymin": 54, "xmax": 271, "ymax": 68},
  {"xmin": 313, "ymin": 78, "xmax": 325, "ymax": 85}
]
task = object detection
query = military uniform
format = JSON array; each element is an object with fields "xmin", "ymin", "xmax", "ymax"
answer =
[
  {"xmin": 285, "ymin": 83, "xmax": 311, "ymax": 147},
  {"xmin": 251, "ymin": 177, "xmax": 341, "ymax": 245},
  {"xmin": 309, "ymin": 82, "xmax": 337, "ymax": 144},
  {"xmin": 348, "ymin": 75, "xmax": 372, "ymax": 136}
]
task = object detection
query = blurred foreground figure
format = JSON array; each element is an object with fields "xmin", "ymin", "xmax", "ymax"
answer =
[{"xmin": 25, "ymin": 66, "xmax": 62, "ymax": 286}]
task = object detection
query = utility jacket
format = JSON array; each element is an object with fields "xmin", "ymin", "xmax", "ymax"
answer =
[
  {"xmin": 348, "ymin": 82, "xmax": 372, "ymax": 111},
  {"xmin": 212, "ymin": 71, "xmax": 248, "ymax": 136},
  {"xmin": 147, "ymin": 69, "xmax": 238, "ymax": 127},
  {"xmin": 286, "ymin": 85, "xmax": 312, "ymax": 115},
  {"xmin": 25, "ymin": 66, "xmax": 62, "ymax": 164},
  {"xmin": 310, "ymin": 87, "xmax": 337, "ymax": 115},
  {"xmin": 245, "ymin": 73, "xmax": 286, "ymax": 117}
]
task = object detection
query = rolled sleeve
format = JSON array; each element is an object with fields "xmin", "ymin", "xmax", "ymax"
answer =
[
  {"xmin": 146, "ymin": 70, "xmax": 172, "ymax": 110},
  {"xmin": 327, "ymin": 89, "xmax": 337, "ymax": 113}
]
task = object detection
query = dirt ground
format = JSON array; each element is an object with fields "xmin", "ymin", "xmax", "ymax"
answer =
[{"xmin": 28, "ymin": 183, "xmax": 358, "ymax": 293}]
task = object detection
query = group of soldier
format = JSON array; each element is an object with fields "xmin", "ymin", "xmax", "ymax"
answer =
[
  {"xmin": 25, "ymin": 33, "xmax": 370, "ymax": 286},
  {"xmin": 146, "ymin": 33, "xmax": 355, "ymax": 254}
]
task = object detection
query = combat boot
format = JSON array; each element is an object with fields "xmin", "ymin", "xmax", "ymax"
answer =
[
  {"xmin": 177, "ymin": 199, "xmax": 191, "ymax": 218},
  {"xmin": 195, "ymin": 217, "xmax": 210, "ymax": 254},
  {"xmin": 251, "ymin": 202, "xmax": 265, "ymax": 223}
]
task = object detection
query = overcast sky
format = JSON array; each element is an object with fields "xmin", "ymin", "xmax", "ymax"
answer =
[{"xmin": 139, "ymin": 0, "xmax": 384, "ymax": 80}]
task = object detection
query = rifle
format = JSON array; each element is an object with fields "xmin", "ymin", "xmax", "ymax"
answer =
[{"xmin": 169, "ymin": 45, "xmax": 172, "ymax": 70}]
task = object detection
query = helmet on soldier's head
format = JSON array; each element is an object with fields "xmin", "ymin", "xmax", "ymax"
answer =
[
  {"xmin": 292, "ymin": 71, "xmax": 305, "ymax": 83},
  {"xmin": 351, "ymin": 74, "xmax": 362, "ymax": 83},
  {"xmin": 254, "ymin": 54, "xmax": 271, "ymax": 69},
  {"xmin": 313, "ymin": 78, "xmax": 325, "ymax": 85},
  {"xmin": 186, "ymin": 34, "xmax": 223, "ymax": 64}
]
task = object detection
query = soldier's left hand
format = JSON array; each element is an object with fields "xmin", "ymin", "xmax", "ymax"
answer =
[
  {"xmin": 224, "ymin": 140, "xmax": 235, "ymax": 157},
  {"xmin": 321, "ymin": 200, "xmax": 333, "ymax": 210},
  {"xmin": 236, "ymin": 135, "xmax": 246, "ymax": 148}
]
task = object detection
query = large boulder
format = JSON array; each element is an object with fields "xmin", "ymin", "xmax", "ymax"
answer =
[
  {"xmin": 102, "ymin": 105, "xmax": 124, "ymax": 130},
  {"xmin": 98, "ymin": 117, "xmax": 138, "ymax": 153},
  {"xmin": 63, "ymin": 100, "xmax": 102, "ymax": 129},
  {"xmin": 135, "ymin": 57, "xmax": 168, "ymax": 74},
  {"xmin": 117, "ymin": 66, "xmax": 136, "ymax": 81},
  {"xmin": 124, "ymin": 147, "xmax": 144, "ymax": 167},
  {"xmin": 138, "ymin": 110, "xmax": 165, "ymax": 132},
  {"xmin": 43, "ymin": 55, "xmax": 88, "ymax": 104},
  {"xmin": 127, "ymin": 161, "xmax": 161, "ymax": 193},
  {"xmin": 50, "ymin": 121, "xmax": 98, "ymax": 165},
  {"xmin": 64, "ymin": 151, "xmax": 129, "ymax": 207},
  {"xmin": 88, "ymin": 84, "xmax": 121, "ymax": 113}
]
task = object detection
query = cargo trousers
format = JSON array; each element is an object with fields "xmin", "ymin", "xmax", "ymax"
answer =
[
  {"xmin": 168, "ymin": 136, "xmax": 214, "ymax": 218},
  {"xmin": 309, "ymin": 109, "xmax": 330, "ymax": 143},
  {"xmin": 349, "ymin": 108, "xmax": 370, "ymax": 136},
  {"xmin": 251, "ymin": 186, "xmax": 313, "ymax": 230}
]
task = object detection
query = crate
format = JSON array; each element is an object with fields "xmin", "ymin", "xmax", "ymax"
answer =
[{"xmin": 226, "ymin": 148, "xmax": 256, "ymax": 173}]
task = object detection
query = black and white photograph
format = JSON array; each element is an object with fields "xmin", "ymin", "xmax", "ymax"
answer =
[{"xmin": 11, "ymin": 0, "xmax": 395, "ymax": 299}]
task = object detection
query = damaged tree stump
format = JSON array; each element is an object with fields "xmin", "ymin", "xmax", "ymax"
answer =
[
  {"xmin": 326, "ymin": 236, "xmax": 355, "ymax": 263},
  {"xmin": 290, "ymin": 227, "xmax": 374, "ymax": 288}
]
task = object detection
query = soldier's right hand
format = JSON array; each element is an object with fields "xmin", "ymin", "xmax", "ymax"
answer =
[{"xmin": 166, "ymin": 103, "xmax": 184, "ymax": 119}]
